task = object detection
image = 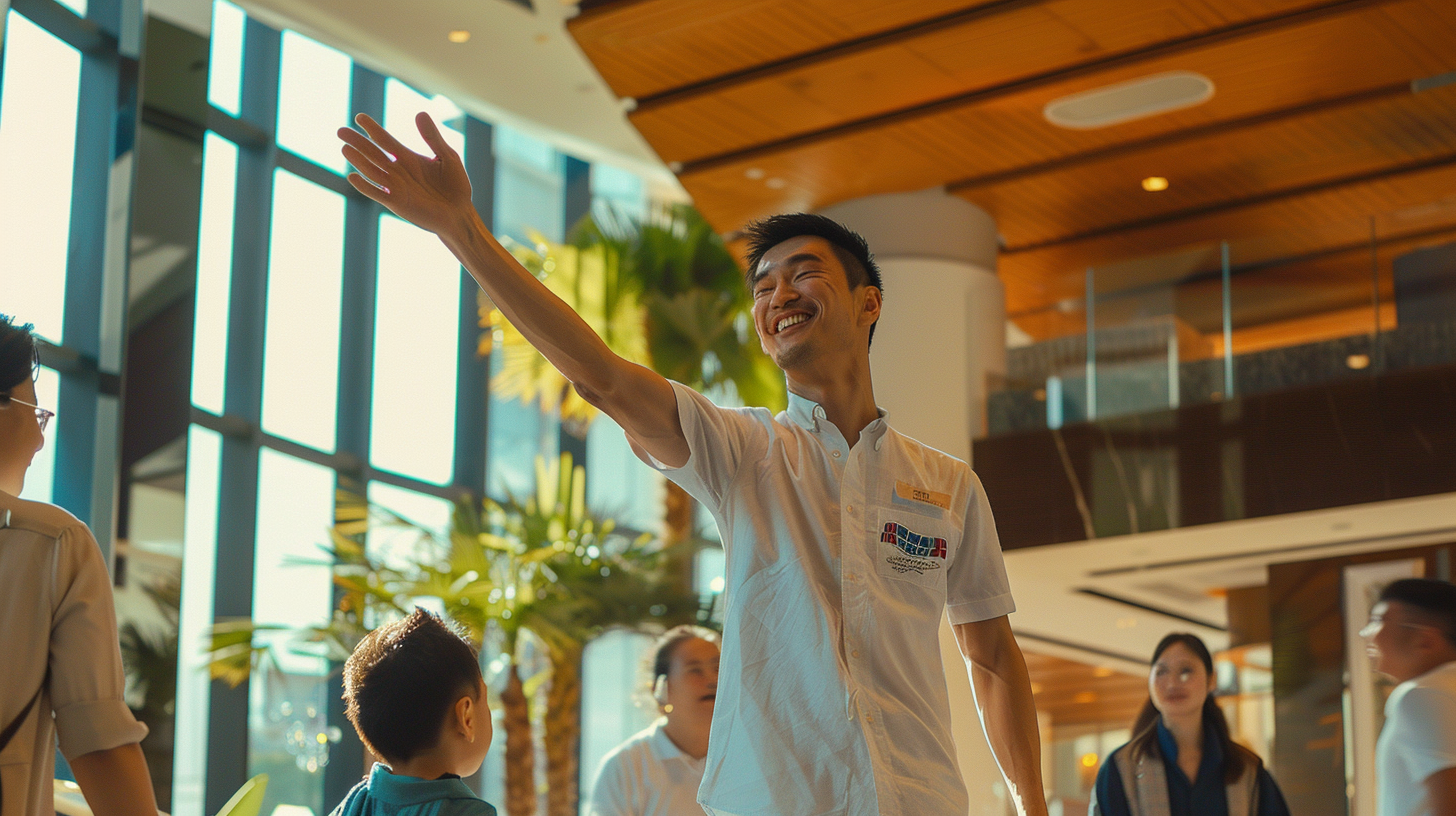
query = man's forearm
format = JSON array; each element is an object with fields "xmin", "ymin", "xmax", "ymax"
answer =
[
  {"xmin": 69, "ymin": 742, "xmax": 158, "ymax": 816},
  {"xmin": 437, "ymin": 208, "xmax": 619, "ymax": 396},
  {"xmin": 957, "ymin": 619, "xmax": 1048, "ymax": 816}
]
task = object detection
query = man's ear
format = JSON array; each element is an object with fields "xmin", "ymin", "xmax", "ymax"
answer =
[{"xmin": 860, "ymin": 286, "xmax": 882, "ymax": 327}]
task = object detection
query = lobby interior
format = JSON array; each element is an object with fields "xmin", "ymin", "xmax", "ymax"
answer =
[{"xmin": 5, "ymin": 0, "xmax": 1455, "ymax": 814}]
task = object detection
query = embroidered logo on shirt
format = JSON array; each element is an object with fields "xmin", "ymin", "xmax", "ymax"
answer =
[{"xmin": 880, "ymin": 522, "xmax": 947, "ymax": 577}]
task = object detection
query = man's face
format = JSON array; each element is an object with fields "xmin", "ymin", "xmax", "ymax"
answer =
[
  {"xmin": 1364, "ymin": 600, "xmax": 1433, "ymax": 682},
  {"xmin": 664, "ymin": 637, "xmax": 719, "ymax": 727},
  {"xmin": 749, "ymin": 236, "xmax": 878, "ymax": 373},
  {"xmin": 0, "ymin": 378, "xmax": 45, "ymax": 493}
]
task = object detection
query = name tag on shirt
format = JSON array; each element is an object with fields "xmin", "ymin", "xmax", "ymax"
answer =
[{"xmin": 894, "ymin": 481, "xmax": 950, "ymax": 510}]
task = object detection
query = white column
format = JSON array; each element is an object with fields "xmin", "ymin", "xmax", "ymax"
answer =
[
  {"xmin": 820, "ymin": 189, "xmax": 1016, "ymax": 816},
  {"xmin": 819, "ymin": 187, "xmax": 1007, "ymax": 453}
]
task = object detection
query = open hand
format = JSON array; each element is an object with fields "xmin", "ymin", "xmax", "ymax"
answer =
[{"xmin": 338, "ymin": 112, "xmax": 473, "ymax": 235}]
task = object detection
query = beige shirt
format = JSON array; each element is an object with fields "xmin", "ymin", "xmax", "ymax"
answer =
[{"xmin": 0, "ymin": 490, "xmax": 147, "ymax": 816}]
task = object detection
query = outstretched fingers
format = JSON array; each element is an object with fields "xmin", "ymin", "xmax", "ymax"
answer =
[
  {"xmin": 338, "ymin": 125, "xmax": 393, "ymax": 169},
  {"xmin": 415, "ymin": 112, "xmax": 460, "ymax": 162},
  {"xmin": 346, "ymin": 172, "xmax": 390, "ymax": 206},
  {"xmin": 353, "ymin": 113, "xmax": 412, "ymax": 159},
  {"xmin": 341, "ymin": 143, "xmax": 390, "ymax": 187}
]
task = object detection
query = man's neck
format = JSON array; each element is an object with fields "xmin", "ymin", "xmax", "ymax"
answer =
[
  {"xmin": 786, "ymin": 359, "xmax": 878, "ymax": 443},
  {"xmin": 661, "ymin": 716, "xmax": 710, "ymax": 760}
]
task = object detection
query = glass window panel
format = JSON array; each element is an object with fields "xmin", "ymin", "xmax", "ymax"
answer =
[
  {"xmin": 591, "ymin": 163, "xmax": 647, "ymax": 224},
  {"xmin": 260, "ymin": 169, "xmax": 344, "ymax": 451},
  {"xmin": 586, "ymin": 414, "xmax": 661, "ymax": 532},
  {"xmin": 0, "ymin": 11, "xmax": 82, "ymax": 344},
  {"xmin": 17, "ymin": 366, "xmax": 60, "ymax": 504},
  {"xmin": 370, "ymin": 215, "xmax": 460, "ymax": 483},
  {"xmin": 250, "ymin": 448, "xmax": 334, "ymax": 814},
  {"xmin": 695, "ymin": 545, "xmax": 726, "ymax": 596},
  {"xmin": 493, "ymin": 123, "xmax": 563, "ymax": 244},
  {"xmin": 486, "ymin": 351, "xmax": 558, "ymax": 501},
  {"xmin": 171, "ymin": 425, "xmax": 222, "ymax": 816},
  {"xmin": 365, "ymin": 481, "xmax": 451, "ymax": 575},
  {"xmin": 190, "ymin": 132, "xmax": 238, "ymax": 413},
  {"xmin": 383, "ymin": 78, "xmax": 464, "ymax": 158},
  {"xmin": 206, "ymin": 0, "xmax": 245, "ymax": 116},
  {"xmin": 275, "ymin": 30, "xmax": 351, "ymax": 174},
  {"xmin": 580, "ymin": 630, "xmax": 656, "ymax": 801},
  {"xmin": 55, "ymin": 0, "xmax": 87, "ymax": 18}
]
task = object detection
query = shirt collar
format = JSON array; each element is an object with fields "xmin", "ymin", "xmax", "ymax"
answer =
[
  {"xmin": 648, "ymin": 718, "xmax": 691, "ymax": 763},
  {"xmin": 366, "ymin": 762, "xmax": 482, "ymax": 804},
  {"xmin": 784, "ymin": 391, "xmax": 890, "ymax": 445}
]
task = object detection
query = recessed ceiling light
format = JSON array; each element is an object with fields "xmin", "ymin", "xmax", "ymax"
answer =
[
  {"xmin": 447, "ymin": 30, "xmax": 470, "ymax": 43},
  {"xmin": 1142, "ymin": 176, "xmax": 1169, "ymax": 192},
  {"xmin": 1044, "ymin": 71, "xmax": 1214, "ymax": 130},
  {"xmin": 1346, "ymin": 353, "xmax": 1371, "ymax": 369},
  {"xmin": 765, "ymin": 177, "xmax": 786, "ymax": 189},
  {"xmin": 745, "ymin": 167, "xmax": 765, "ymax": 180}
]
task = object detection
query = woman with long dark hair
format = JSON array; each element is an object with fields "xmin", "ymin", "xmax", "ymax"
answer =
[{"xmin": 1090, "ymin": 633, "xmax": 1288, "ymax": 816}]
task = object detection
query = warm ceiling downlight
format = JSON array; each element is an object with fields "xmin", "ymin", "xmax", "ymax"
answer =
[{"xmin": 1044, "ymin": 71, "xmax": 1214, "ymax": 130}]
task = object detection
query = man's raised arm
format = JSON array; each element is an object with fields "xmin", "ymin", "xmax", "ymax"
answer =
[{"xmin": 339, "ymin": 112, "xmax": 687, "ymax": 467}]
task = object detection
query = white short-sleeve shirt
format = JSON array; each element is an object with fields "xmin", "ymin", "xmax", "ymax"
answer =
[
  {"xmin": 0, "ymin": 490, "xmax": 148, "ymax": 816},
  {"xmin": 1378, "ymin": 660, "xmax": 1456, "ymax": 816},
  {"xmin": 639, "ymin": 383, "xmax": 1015, "ymax": 816},
  {"xmin": 587, "ymin": 719, "xmax": 707, "ymax": 816}
]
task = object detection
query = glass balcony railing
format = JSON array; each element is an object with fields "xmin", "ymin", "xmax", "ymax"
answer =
[{"xmin": 988, "ymin": 198, "xmax": 1456, "ymax": 435}]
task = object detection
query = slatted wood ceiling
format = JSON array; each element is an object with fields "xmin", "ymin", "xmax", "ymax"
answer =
[{"xmin": 569, "ymin": 0, "xmax": 1456, "ymax": 339}]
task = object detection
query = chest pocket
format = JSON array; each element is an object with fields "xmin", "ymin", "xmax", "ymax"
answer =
[{"xmin": 872, "ymin": 505, "xmax": 956, "ymax": 591}]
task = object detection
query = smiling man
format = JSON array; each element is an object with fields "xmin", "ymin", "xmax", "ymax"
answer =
[
  {"xmin": 338, "ymin": 113, "xmax": 1046, "ymax": 816},
  {"xmin": 1364, "ymin": 578, "xmax": 1456, "ymax": 816}
]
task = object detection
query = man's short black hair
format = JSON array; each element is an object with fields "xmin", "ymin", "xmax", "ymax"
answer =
[
  {"xmin": 742, "ymin": 213, "xmax": 884, "ymax": 347},
  {"xmin": 0, "ymin": 315, "xmax": 39, "ymax": 394},
  {"xmin": 343, "ymin": 608, "xmax": 483, "ymax": 763},
  {"xmin": 1380, "ymin": 578, "xmax": 1456, "ymax": 647}
]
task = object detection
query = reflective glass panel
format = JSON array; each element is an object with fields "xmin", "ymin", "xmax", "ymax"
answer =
[
  {"xmin": 383, "ymin": 78, "xmax": 464, "ymax": 158},
  {"xmin": 590, "ymin": 162, "xmax": 647, "ymax": 223},
  {"xmin": 493, "ymin": 123, "xmax": 563, "ymax": 243},
  {"xmin": 260, "ymin": 169, "xmax": 345, "ymax": 451},
  {"xmin": 0, "ymin": 11, "xmax": 82, "ymax": 343},
  {"xmin": 276, "ymin": 30, "xmax": 351, "ymax": 174},
  {"xmin": 586, "ymin": 414, "xmax": 661, "ymax": 532},
  {"xmin": 486, "ymin": 350, "xmax": 558, "ymax": 500},
  {"xmin": 17, "ymin": 366, "xmax": 60, "ymax": 504},
  {"xmin": 56, "ymin": 0, "xmax": 87, "ymax": 18},
  {"xmin": 172, "ymin": 425, "xmax": 222, "ymax": 816},
  {"xmin": 250, "ymin": 448, "xmax": 335, "ymax": 814},
  {"xmin": 370, "ymin": 215, "xmax": 460, "ymax": 484},
  {"xmin": 365, "ymin": 481, "xmax": 452, "ymax": 574},
  {"xmin": 206, "ymin": 0, "xmax": 245, "ymax": 116},
  {"xmin": 190, "ymin": 132, "xmax": 239, "ymax": 413}
]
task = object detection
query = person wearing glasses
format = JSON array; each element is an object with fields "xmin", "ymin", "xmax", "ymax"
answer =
[
  {"xmin": 1091, "ymin": 633, "xmax": 1289, "ymax": 816},
  {"xmin": 0, "ymin": 316, "xmax": 158, "ymax": 816},
  {"xmin": 1363, "ymin": 578, "xmax": 1456, "ymax": 816}
]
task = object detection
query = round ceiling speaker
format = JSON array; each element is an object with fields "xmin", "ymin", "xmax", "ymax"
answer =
[{"xmin": 1043, "ymin": 71, "xmax": 1215, "ymax": 130}]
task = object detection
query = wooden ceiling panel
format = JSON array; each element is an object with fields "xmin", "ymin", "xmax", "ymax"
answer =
[
  {"xmin": 1022, "ymin": 650, "xmax": 1149, "ymax": 727},
  {"xmin": 627, "ymin": 0, "xmax": 1332, "ymax": 164},
  {"xmin": 568, "ymin": 0, "xmax": 1456, "ymax": 346},
  {"xmin": 675, "ymin": 0, "xmax": 1456, "ymax": 236},
  {"xmin": 567, "ymin": 0, "xmax": 989, "ymax": 100},
  {"xmin": 960, "ymin": 86, "xmax": 1456, "ymax": 250},
  {"xmin": 1002, "ymin": 161, "xmax": 1456, "ymax": 311}
]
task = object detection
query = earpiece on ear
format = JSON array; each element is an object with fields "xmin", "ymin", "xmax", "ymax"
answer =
[{"xmin": 653, "ymin": 674, "xmax": 669, "ymax": 705}]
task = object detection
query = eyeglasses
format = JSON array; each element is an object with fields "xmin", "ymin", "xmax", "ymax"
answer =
[
  {"xmin": 3, "ymin": 395, "xmax": 54, "ymax": 433},
  {"xmin": 1359, "ymin": 617, "xmax": 1442, "ymax": 639}
]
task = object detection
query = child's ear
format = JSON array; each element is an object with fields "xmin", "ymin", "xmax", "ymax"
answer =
[{"xmin": 455, "ymin": 694, "xmax": 476, "ymax": 742}]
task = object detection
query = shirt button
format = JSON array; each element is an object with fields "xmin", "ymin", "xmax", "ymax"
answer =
[
  {"xmin": 846, "ymin": 573, "xmax": 856, "ymax": 582},
  {"xmin": 851, "ymin": 649, "xmax": 860, "ymax": 658},
  {"xmin": 832, "ymin": 450, "xmax": 841, "ymax": 458},
  {"xmin": 846, "ymin": 505, "xmax": 854, "ymax": 514}
]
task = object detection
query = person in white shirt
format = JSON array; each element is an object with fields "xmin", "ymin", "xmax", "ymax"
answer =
[
  {"xmin": 0, "ymin": 315, "xmax": 158, "ymax": 816},
  {"xmin": 589, "ymin": 626, "xmax": 719, "ymax": 816},
  {"xmin": 338, "ymin": 113, "xmax": 1047, "ymax": 816},
  {"xmin": 1363, "ymin": 578, "xmax": 1456, "ymax": 816}
]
